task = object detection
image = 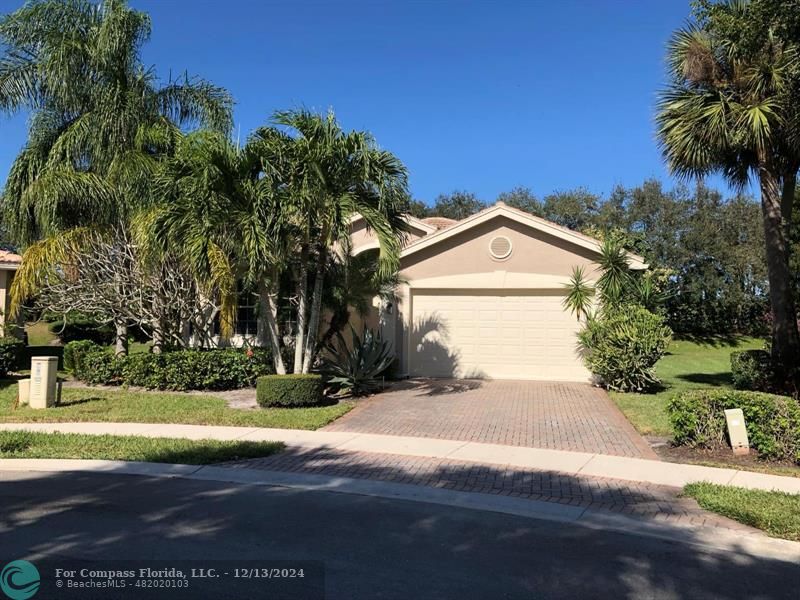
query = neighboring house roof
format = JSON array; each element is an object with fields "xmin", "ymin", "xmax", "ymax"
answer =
[
  {"xmin": 400, "ymin": 202, "xmax": 647, "ymax": 269},
  {"xmin": 421, "ymin": 216, "xmax": 458, "ymax": 230},
  {"xmin": 0, "ymin": 250, "xmax": 21, "ymax": 270},
  {"xmin": 348, "ymin": 213, "xmax": 438, "ymax": 235}
]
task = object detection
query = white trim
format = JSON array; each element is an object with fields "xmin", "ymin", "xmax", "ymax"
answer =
[
  {"xmin": 0, "ymin": 263, "xmax": 20, "ymax": 271},
  {"xmin": 400, "ymin": 203, "xmax": 647, "ymax": 269}
]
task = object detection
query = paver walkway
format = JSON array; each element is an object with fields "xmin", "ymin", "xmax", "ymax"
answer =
[
  {"xmin": 224, "ymin": 448, "xmax": 750, "ymax": 531},
  {"xmin": 325, "ymin": 379, "xmax": 657, "ymax": 459}
]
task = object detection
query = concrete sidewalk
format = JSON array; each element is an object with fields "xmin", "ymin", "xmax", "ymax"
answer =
[{"xmin": 1, "ymin": 421, "xmax": 799, "ymax": 494}]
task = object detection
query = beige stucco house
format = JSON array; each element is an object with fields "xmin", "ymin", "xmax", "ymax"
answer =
[
  {"xmin": 0, "ymin": 250, "xmax": 22, "ymax": 337},
  {"xmin": 350, "ymin": 202, "xmax": 646, "ymax": 382}
]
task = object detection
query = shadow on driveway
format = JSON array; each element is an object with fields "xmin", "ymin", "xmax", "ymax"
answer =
[{"xmin": 0, "ymin": 468, "xmax": 797, "ymax": 599}]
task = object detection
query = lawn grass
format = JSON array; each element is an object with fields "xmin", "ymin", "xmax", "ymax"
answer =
[
  {"xmin": 0, "ymin": 380, "xmax": 353, "ymax": 430},
  {"xmin": 609, "ymin": 336, "xmax": 763, "ymax": 437},
  {"xmin": 684, "ymin": 482, "xmax": 800, "ymax": 541},
  {"xmin": 0, "ymin": 429, "xmax": 283, "ymax": 464},
  {"xmin": 24, "ymin": 321, "xmax": 58, "ymax": 346}
]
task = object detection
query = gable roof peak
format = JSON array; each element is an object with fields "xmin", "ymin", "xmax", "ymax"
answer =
[{"xmin": 401, "ymin": 201, "xmax": 647, "ymax": 269}]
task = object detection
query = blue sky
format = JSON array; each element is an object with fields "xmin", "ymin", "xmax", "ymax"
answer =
[{"xmin": 0, "ymin": 0, "xmax": 734, "ymax": 205}]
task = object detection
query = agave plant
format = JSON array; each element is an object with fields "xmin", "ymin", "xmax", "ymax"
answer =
[{"xmin": 320, "ymin": 326, "xmax": 394, "ymax": 396}]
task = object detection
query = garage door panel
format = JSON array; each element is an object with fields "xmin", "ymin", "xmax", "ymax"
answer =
[{"xmin": 410, "ymin": 291, "xmax": 590, "ymax": 381}]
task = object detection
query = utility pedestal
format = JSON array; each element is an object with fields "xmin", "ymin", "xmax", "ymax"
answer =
[{"xmin": 29, "ymin": 356, "xmax": 59, "ymax": 409}]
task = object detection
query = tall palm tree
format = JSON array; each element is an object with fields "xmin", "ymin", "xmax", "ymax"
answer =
[
  {"xmin": 1, "ymin": 0, "xmax": 231, "ymax": 354},
  {"xmin": 149, "ymin": 130, "xmax": 293, "ymax": 373},
  {"xmin": 656, "ymin": 0, "xmax": 800, "ymax": 371},
  {"xmin": 258, "ymin": 109, "xmax": 410, "ymax": 373}
]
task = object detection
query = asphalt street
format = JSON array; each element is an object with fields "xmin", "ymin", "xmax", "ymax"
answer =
[{"xmin": 0, "ymin": 470, "xmax": 797, "ymax": 599}]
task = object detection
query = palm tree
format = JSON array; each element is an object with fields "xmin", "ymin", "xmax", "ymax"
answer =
[
  {"xmin": 656, "ymin": 0, "xmax": 800, "ymax": 371},
  {"xmin": 257, "ymin": 109, "xmax": 410, "ymax": 373},
  {"xmin": 149, "ymin": 130, "xmax": 294, "ymax": 373},
  {"xmin": 152, "ymin": 111, "xmax": 411, "ymax": 375},
  {"xmin": 0, "ymin": 0, "xmax": 231, "ymax": 354},
  {"xmin": 320, "ymin": 249, "xmax": 402, "ymax": 349}
]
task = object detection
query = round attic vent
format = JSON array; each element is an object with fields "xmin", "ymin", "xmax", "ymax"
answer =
[{"xmin": 489, "ymin": 235, "xmax": 512, "ymax": 259}]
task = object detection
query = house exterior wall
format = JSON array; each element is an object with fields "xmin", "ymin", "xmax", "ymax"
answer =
[
  {"xmin": 387, "ymin": 216, "xmax": 604, "ymax": 378},
  {"xmin": 0, "ymin": 269, "xmax": 21, "ymax": 338},
  {"xmin": 399, "ymin": 216, "xmax": 601, "ymax": 281}
]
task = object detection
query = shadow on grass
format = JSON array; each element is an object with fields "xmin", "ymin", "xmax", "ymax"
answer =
[
  {"xmin": 0, "ymin": 430, "xmax": 284, "ymax": 465},
  {"xmin": 54, "ymin": 397, "xmax": 104, "ymax": 408},
  {"xmin": 1, "ymin": 457, "xmax": 797, "ymax": 598},
  {"xmin": 134, "ymin": 441, "xmax": 284, "ymax": 465},
  {"xmin": 673, "ymin": 333, "xmax": 761, "ymax": 348},
  {"xmin": 675, "ymin": 372, "xmax": 733, "ymax": 387}
]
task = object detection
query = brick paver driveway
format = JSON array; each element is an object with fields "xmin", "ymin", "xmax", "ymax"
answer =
[
  {"xmin": 324, "ymin": 379, "xmax": 657, "ymax": 459},
  {"xmin": 226, "ymin": 448, "xmax": 747, "ymax": 531}
]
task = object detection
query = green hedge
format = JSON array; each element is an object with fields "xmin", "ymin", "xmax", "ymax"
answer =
[
  {"xmin": 75, "ymin": 349, "xmax": 126, "ymax": 385},
  {"xmin": 49, "ymin": 315, "xmax": 115, "ymax": 344},
  {"xmin": 0, "ymin": 337, "xmax": 24, "ymax": 377},
  {"xmin": 668, "ymin": 389, "xmax": 800, "ymax": 463},
  {"xmin": 256, "ymin": 374, "xmax": 323, "ymax": 407},
  {"xmin": 730, "ymin": 349, "xmax": 773, "ymax": 392},
  {"xmin": 74, "ymin": 348, "xmax": 275, "ymax": 391},
  {"xmin": 578, "ymin": 305, "xmax": 672, "ymax": 392},
  {"xmin": 63, "ymin": 340, "xmax": 101, "ymax": 372}
]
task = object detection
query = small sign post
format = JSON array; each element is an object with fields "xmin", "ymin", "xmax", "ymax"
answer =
[{"xmin": 724, "ymin": 408, "xmax": 749, "ymax": 456}]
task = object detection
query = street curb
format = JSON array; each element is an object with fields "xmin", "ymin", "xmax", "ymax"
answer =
[{"xmin": 1, "ymin": 458, "xmax": 799, "ymax": 564}]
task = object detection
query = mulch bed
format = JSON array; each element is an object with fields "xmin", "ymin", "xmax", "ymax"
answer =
[{"xmin": 654, "ymin": 443, "xmax": 800, "ymax": 478}]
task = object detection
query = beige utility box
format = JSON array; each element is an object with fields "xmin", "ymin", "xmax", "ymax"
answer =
[
  {"xmin": 724, "ymin": 408, "xmax": 750, "ymax": 456},
  {"xmin": 29, "ymin": 356, "xmax": 59, "ymax": 409}
]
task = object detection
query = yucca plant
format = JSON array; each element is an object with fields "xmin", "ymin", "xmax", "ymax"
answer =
[
  {"xmin": 562, "ymin": 266, "xmax": 594, "ymax": 322},
  {"xmin": 320, "ymin": 326, "xmax": 394, "ymax": 396}
]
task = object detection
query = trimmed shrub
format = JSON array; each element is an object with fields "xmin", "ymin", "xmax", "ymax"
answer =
[
  {"xmin": 75, "ymin": 350, "xmax": 125, "ymax": 385},
  {"xmin": 730, "ymin": 349, "xmax": 773, "ymax": 392},
  {"xmin": 256, "ymin": 374, "xmax": 323, "ymax": 407},
  {"xmin": 578, "ymin": 305, "xmax": 672, "ymax": 392},
  {"xmin": 668, "ymin": 389, "xmax": 800, "ymax": 463},
  {"xmin": 63, "ymin": 340, "xmax": 101, "ymax": 372},
  {"xmin": 49, "ymin": 314, "xmax": 115, "ymax": 344},
  {"xmin": 0, "ymin": 337, "xmax": 24, "ymax": 377},
  {"xmin": 74, "ymin": 347, "xmax": 275, "ymax": 391}
]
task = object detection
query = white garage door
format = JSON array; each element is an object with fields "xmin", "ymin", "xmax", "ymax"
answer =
[{"xmin": 409, "ymin": 291, "xmax": 590, "ymax": 381}]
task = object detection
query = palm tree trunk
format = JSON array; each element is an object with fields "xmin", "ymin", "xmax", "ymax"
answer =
[
  {"xmin": 302, "ymin": 247, "xmax": 327, "ymax": 373},
  {"xmin": 151, "ymin": 291, "xmax": 165, "ymax": 354},
  {"xmin": 293, "ymin": 244, "xmax": 309, "ymax": 373},
  {"xmin": 114, "ymin": 320, "xmax": 128, "ymax": 357},
  {"xmin": 759, "ymin": 166, "xmax": 800, "ymax": 371},
  {"xmin": 258, "ymin": 279, "xmax": 286, "ymax": 375},
  {"xmin": 782, "ymin": 171, "xmax": 797, "ymax": 246}
]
